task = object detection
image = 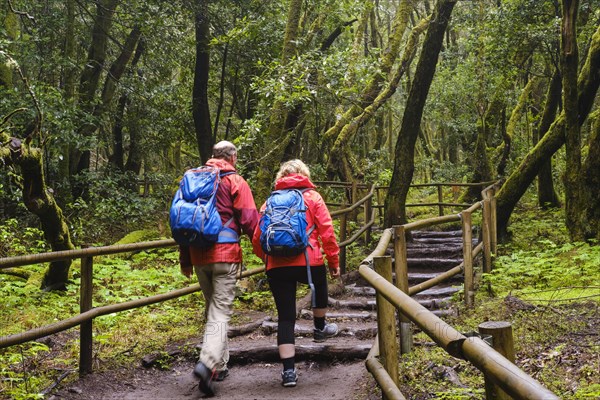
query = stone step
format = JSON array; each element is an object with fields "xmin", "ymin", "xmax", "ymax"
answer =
[
  {"xmin": 407, "ymin": 258, "xmax": 463, "ymax": 269},
  {"xmin": 411, "ymin": 229, "xmax": 464, "ymax": 238},
  {"xmin": 412, "ymin": 286, "xmax": 460, "ymax": 299}
]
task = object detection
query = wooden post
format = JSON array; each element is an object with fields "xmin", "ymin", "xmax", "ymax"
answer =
[
  {"xmin": 461, "ymin": 211, "xmax": 474, "ymax": 307},
  {"xmin": 478, "ymin": 321, "xmax": 515, "ymax": 400},
  {"xmin": 482, "ymin": 198, "xmax": 492, "ymax": 274},
  {"xmin": 351, "ymin": 181, "xmax": 358, "ymax": 221},
  {"xmin": 364, "ymin": 189, "xmax": 372, "ymax": 244},
  {"xmin": 339, "ymin": 213, "xmax": 347, "ymax": 275},
  {"xmin": 376, "ymin": 187, "xmax": 384, "ymax": 224},
  {"xmin": 393, "ymin": 226, "xmax": 412, "ymax": 354},
  {"xmin": 79, "ymin": 256, "xmax": 94, "ymax": 376},
  {"xmin": 490, "ymin": 193, "xmax": 498, "ymax": 258},
  {"xmin": 374, "ymin": 256, "xmax": 399, "ymax": 398},
  {"xmin": 437, "ymin": 184, "xmax": 444, "ymax": 216}
]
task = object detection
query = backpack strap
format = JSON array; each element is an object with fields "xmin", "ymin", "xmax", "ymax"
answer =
[
  {"xmin": 216, "ymin": 170, "xmax": 240, "ymax": 244},
  {"xmin": 305, "ymin": 250, "xmax": 317, "ymax": 308},
  {"xmin": 298, "ymin": 188, "xmax": 317, "ymax": 307}
]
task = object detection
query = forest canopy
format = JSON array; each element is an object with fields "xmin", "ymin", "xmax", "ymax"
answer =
[{"xmin": 1, "ymin": 0, "xmax": 599, "ymax": 289}]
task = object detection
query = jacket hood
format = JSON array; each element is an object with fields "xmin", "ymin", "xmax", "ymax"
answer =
[
  {"xmin": 274, "ymin": 174, "xmax": 316, "ymax": 190},
  {"xmin": 206, "ymin": 158, "xmax": 236, "ymax": 173}
]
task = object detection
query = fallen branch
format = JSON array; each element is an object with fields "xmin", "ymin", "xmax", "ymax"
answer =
[{"xmin": 41, "ymin": 369, "xmax": 75, "ymax": 396}]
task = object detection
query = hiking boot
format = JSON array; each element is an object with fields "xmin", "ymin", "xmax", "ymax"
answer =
[
  {"xmin": 281, "ymin": 369, "xmax": 298, "ymax": 387},
  {"xmin": 194, "ymin": 362, "xmax": 216, "ymax": 397},
  {"xmin": 313, "ymin": 322, "xmax": 339, "ymax": 342},
  {"xmin": 215, "ymin": 368, "xmax": 229, "ymax": 382}
]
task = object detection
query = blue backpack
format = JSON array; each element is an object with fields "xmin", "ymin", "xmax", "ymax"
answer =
[
  {"xmin": 169, "ymin": 166, "xmax": 238, "ymax": 248},
  {"xmin": 259, "ymin": 188, "xmax": 317, "ymax": 307},
  {"xmin": 259, "ymin": 189, "xmax": 314, "ymax": 256}
]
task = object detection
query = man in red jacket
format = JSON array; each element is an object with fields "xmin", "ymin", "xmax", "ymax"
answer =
[{"xmin": 179, "ymin": 141, "xmax": 258, "ymax": 397}]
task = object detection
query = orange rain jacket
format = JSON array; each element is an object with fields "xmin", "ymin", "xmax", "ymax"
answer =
[
  {"xmin": 179, "ymin": 158, "xmax": 259, "ymax": 268},
  {"xmin": 252, "ymin": 174, "xmax": 340, "ymax": 271}
]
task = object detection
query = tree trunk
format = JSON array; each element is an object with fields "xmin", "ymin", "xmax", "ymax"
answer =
[
  {"xmin": 254, "ymin": 0, "xmax": 303, "ymax": 202},
  {"xmin": 192, "ymin": 0, "xmax": 213, "ymax": 164},
  {"xmin": 112, "ymin": 36, "xmax": 145, "ymax": 172},
  {"xmin": 325, "ymin": 0, "xmax": 413, "ymax": 183},
  {"xmin": 1, "ymin": 138, "xmax": 75, "ymax": 290},
  {"xmin": 535, "ymin": 70, "xmax": 562, "ymax": 208},
  {"xmin": 561, "ymin": 0, "xmax": 582, "ymax": 240},
  {"xmin": 77, "ymin": 24, "xmax": 142, "ymax": 174},
  {"xmin": 581, "ymin": 112, "xmax": 600, "ymax": 240},
  {"xmin": 213, "ymin": 42, "xmax": 228, "ymax": 141},
  {"xmin": 496, "ymin": 24, "xmax": 600, "ymax": 239},
  {"xmin": 328, "ymin": 16, "xmax": 429, "ymax": 184},
  {"xmin": 463, "ymin": 128, "xmax": 493, "ymax": 202},
  {"xmin": 70, "ymin": 0, "xmax": 120, "ymax": 199},
  {"xmin": 497, "ymin": 77, "xmax": 538, "ymax": 177},
  {"xmin": 1, "ymin": 5, "xmax": 19, "ymax": 86},
  {"xmin": 384, "ymin": 0, "xmax": 456, "ymax": 227}
]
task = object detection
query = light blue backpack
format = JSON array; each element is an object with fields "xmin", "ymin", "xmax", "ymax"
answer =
[{"xmin": 169, "ymin": 166, "xmax": 238, "ymax": 248}]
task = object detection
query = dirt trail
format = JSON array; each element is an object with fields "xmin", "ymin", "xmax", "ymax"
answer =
[{"xmin": 51, "ymin": 358, "xmax": 377, "ymax": 399}]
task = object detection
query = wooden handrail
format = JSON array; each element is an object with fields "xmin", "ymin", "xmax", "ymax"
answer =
[
  {"xmin": 0, "ymin": 266, "xmax": 264, "ymax": 349},
  {"xmin": 365, "ymin": 339, "xmax": 407, "ymax": 400},
  {"xmin": 330, "ymin": 184, "xmax": 375, "ymax": 217},
  {"xmin": 0, "ymin": 239, "xmax": 176, "ymax": 269},
  {"xmin": 361, "ymin": 263, "xmax": 559, "ymax": 399},
  {"xmin": 338, "ymin": 210, "xmax": 375, "ymax": 247}
]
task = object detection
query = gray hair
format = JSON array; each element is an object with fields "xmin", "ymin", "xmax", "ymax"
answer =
[
  {"xmin": 212, "ymin": 140, "xmax": 237, "ymax": 160},
  {"xmin": 275, "ymin": 159, "xmax": 311, "ymax": 180}
]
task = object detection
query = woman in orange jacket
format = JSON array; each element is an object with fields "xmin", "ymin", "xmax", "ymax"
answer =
[{"xmin": 252, "ymin": 159, "xmax": 340, "ymax": 387}]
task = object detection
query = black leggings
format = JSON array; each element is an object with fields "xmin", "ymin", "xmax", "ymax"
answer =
[{"xmin": 267, "ymin": 266, "xmax": 328, "ymax": 346}]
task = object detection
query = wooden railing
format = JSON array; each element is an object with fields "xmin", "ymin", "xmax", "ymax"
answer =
[
  {"xmin": 0, "ymin": 241, "xmax": 264, "ymax": 375},
  {"xmin": 325, "ymin": 183, "xmax": 376, "ymax": 274},
  {"xmin": 358, "ymin": 182, "xmax": 558, "ymax": 399},
  {"xmin": 316, "ymin": 180, "xmax": 498, "ymax": 275}
]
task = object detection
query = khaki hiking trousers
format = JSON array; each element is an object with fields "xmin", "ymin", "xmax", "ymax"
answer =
[{"xmin": 194, "ymin": 262, "xmax": 239, "ymax": 371}]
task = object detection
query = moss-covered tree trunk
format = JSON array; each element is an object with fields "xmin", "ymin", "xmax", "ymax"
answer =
[
  {"xmin": 255, "ymin": 0, "xmax": 303, "ymax": 202},
  {"xmin": 1, "ymin": 138, "xmax": 74, "ymax": 290},
  {"xmin": 581, "ymin": 112, "xmax": 600, "ymax": 240},
  {"xmin": 325, "ymin": 0, "xmax": 413, "ymax": 183},
  {"xmin": 496, "ymin": 24, "xmax": 600, "ymax": 239},
  {"xmin": 535, "ymin": 70, "xmax": 562, "ymax": 208},
  {"xmin": 561, "ymin": 0, "xmax": 583, "ymax": 240},
  {"xmin": 384, "ymin": 0, "xmax": 456, "ymax": 227},
  {"xmin": 0, "ymin": 7, "xmax": 18, "ymax": 87}
]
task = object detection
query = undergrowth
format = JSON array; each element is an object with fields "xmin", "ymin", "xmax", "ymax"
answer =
[
  {"xmin": 0, "ymin": 232, "xmax": 267, "ymax": 400},
  {"xmin": 401, "ymin": 203, "xmax": 599, "ymax": 399}
]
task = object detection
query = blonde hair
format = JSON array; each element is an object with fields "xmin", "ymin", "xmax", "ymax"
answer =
[{"xmin": 276, "ymin": 159, "xmax": 311, "ymax": 180}]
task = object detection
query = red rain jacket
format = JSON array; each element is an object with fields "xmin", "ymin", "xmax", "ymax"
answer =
[
  {"xmin": 252, "ymin": 174, "xmax": 340, "ymax": 271},
  {"xmin": 179, "ymin": 158, "xmax": 258, "ymax": 267}
]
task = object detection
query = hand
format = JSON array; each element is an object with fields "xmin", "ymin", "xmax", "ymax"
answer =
[
  {"xmin": 181, "ymin": 265, "xmax": 194, "ymax": 279},
  {"xmin": 329, "ymin": 266, "xmax": 340, "ymax": 278}
]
